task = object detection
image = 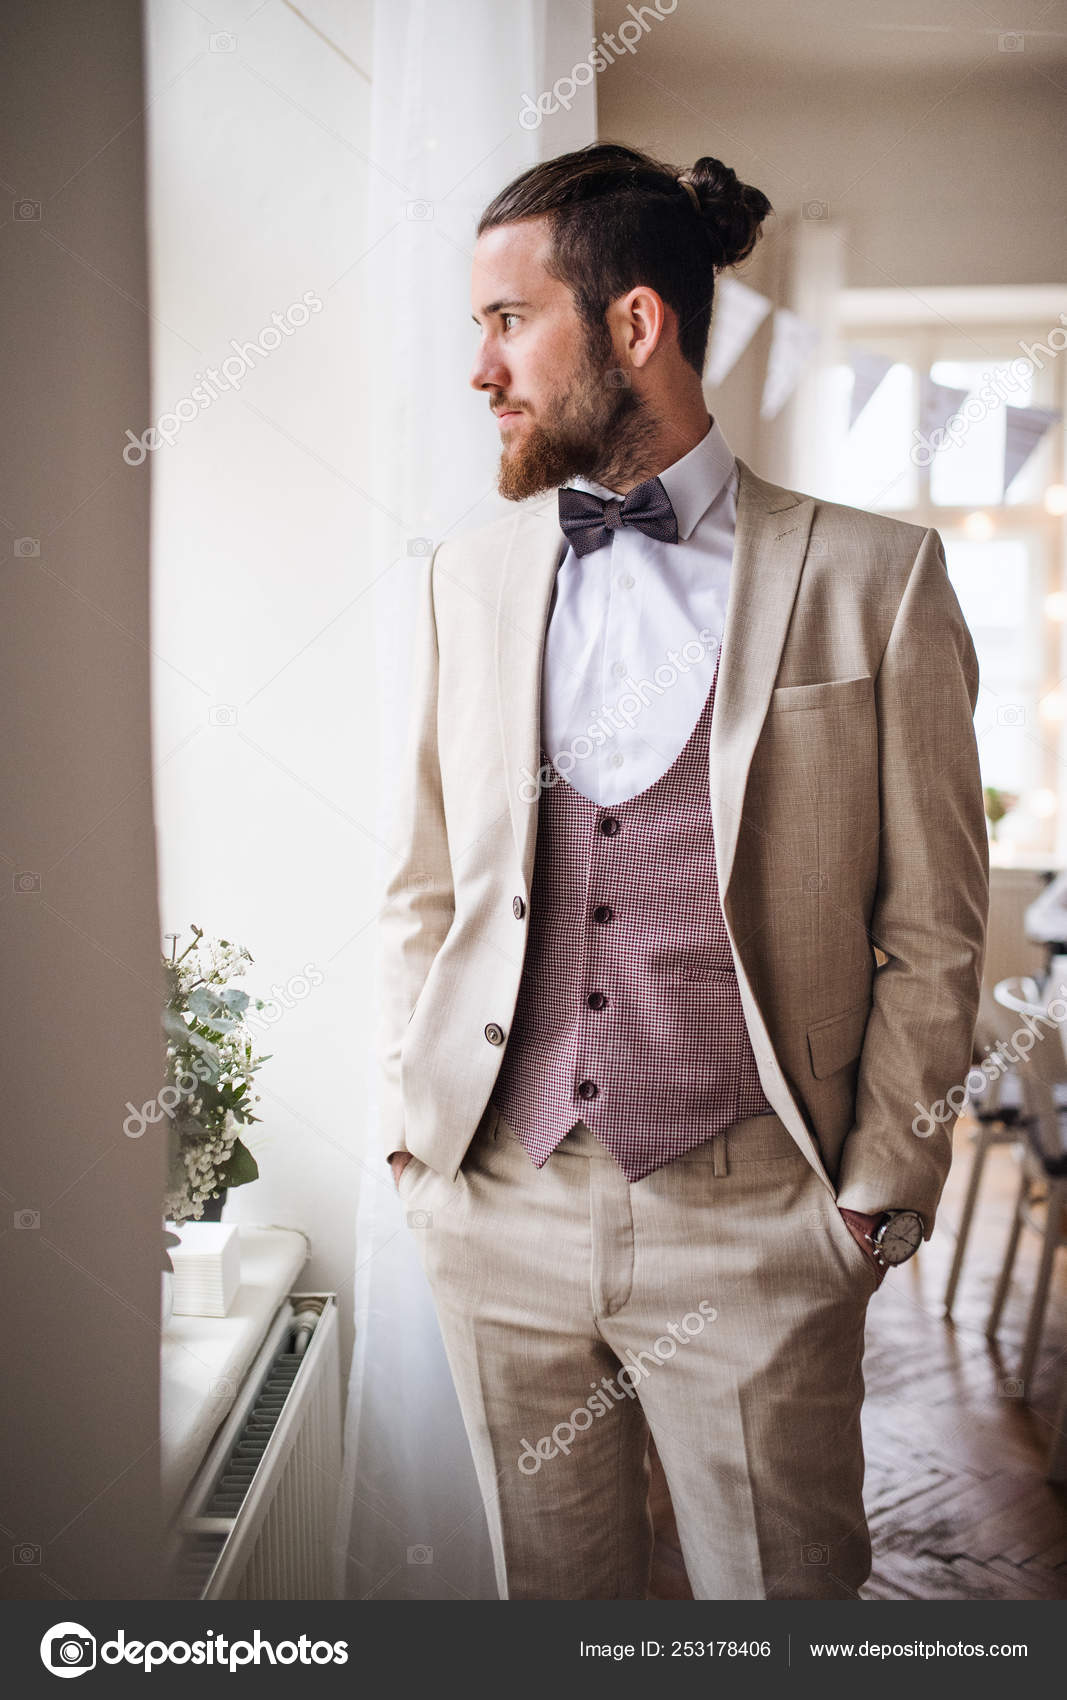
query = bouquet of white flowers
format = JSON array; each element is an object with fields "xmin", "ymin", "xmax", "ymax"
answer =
[{"xmin": 161, "ymin": 924, "xmax": 270, "ymax": 1226}]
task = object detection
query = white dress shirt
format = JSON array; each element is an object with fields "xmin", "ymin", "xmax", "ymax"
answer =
[{"xmin": 542, "ymin": 414, "xmax": 738, "ymax": 806}]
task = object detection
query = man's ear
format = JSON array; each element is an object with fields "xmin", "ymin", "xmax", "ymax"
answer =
[{"xmin": 607, "ymin": 285, "xmax": 668, "ymax": 370}]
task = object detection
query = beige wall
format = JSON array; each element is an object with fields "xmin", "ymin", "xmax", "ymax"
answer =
[
  {"xmin": 594, "ymin": 6, "xmax": 1067, "ymax": 472},
  {"xmin": 593, "ymin": 0, "xmax": 1067, "ymax": 282},
  {"xmin": 0, "ymin": 1, "xmax": 165, "ymax": 1598},
  {"xmin": 597, "ymin": 63, "xmax": 1066, "ymax": 288}
]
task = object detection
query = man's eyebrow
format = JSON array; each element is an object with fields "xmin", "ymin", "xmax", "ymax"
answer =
[{"xmin": 471, "ymin": 298, "xmax": 532, "ymax": 323}]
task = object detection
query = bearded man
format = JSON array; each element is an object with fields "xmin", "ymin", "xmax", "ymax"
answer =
[{"xmin": 377, "ymin": 143, "xmax": 988, "ymax": 1601}]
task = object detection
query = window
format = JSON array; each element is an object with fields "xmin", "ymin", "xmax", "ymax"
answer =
[{"xmin": 828, "ymin": 292, "xmax": 1067, "ymax": 860}]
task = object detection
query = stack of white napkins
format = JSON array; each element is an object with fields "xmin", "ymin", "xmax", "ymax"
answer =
[{"xmin": 165, "ymin": 1221, "xmax": 241, "ymax": 1317}]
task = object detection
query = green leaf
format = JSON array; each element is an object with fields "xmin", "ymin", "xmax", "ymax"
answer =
[{"xmin": 216, "ymin": 1137, "xmax": 259, "ymax": 1189}]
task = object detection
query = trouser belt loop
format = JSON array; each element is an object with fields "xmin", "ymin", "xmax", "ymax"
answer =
[{"xmin": 711, "ymin": 1132, "xmax": 729, "ymax": 1177}]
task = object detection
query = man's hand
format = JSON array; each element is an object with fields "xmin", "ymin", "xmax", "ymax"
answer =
[
  {"xmin": 389, "ymin": 1150, "xmax": 413, "ymax": 1191},
  {"xmin": 838, "ymin": 1206, "xmax": 888, "ymax": 1286}
]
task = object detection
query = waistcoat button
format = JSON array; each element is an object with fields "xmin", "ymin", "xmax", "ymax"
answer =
[
  {"xmin": 512, "ymin": 895, "xmax": 526, "ymax": 919},
  {"xmin": 599, "ymin": 816, "xmax": 620, "ymax": 837},
  {"xmin": 577, "ymin": 1079, "xmax": 599, "ymax": 1100},
  {"xmin": 587, "ymin": 991, "xmax": 608, "ymax": 1010},
  {"xmin": 593, "ymin": 904, "xmax": 613, "ymax": 924},
  {"xmin": 484, "ymin": 1023, "xmax": 505, "ymax": 1045}
]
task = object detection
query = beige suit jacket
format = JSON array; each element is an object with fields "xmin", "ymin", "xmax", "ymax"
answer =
[{"xmin": 377, "ymin": 457, "xmax": 989, "ymax": 1236}]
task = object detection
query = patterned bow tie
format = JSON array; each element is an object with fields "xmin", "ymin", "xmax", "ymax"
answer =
[{"xmin": 558, "ymin": 475, "xmax": 679, "ymax": 558}]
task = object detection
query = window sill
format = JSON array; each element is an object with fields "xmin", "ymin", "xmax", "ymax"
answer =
[{"xmin": 160, "ymin": 1226, "xmax": 308, "ymax": 1521}]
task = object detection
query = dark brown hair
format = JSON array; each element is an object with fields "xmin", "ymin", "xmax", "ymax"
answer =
[{"xmin": 477, "ymin": 143, "xmax": 773, "ymax": 377}]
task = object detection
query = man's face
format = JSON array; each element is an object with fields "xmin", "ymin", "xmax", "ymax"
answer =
[{"xmin": 469, "ymin": 218, "xmax": 644, "ymax": 500}]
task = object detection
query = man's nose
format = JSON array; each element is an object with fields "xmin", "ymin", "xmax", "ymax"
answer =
[{"xmin": 469, "ymin": 345, "xmax": 508, "ymax": 394}]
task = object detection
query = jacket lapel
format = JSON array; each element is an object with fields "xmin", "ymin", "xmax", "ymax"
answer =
[
  {"xmin": 494, "ymin": 500, "xmax": 566, "ymax": 890},
  {"xmin": 494, "ymin": 458, "xmax": 816, "ymax": 899},
  {"xmin": 710, "ymin": 457, "xmax": 815, "ymax": 903}
]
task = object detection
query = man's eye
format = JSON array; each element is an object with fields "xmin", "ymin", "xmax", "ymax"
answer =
[{"xmin": 502, "ymin": 313, "xmax": 520, "ymax": 331}]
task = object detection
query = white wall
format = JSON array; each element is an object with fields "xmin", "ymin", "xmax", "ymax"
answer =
[{"xmin": 144, "ymin": 0, "xmax": 376, "ymax": 1380}]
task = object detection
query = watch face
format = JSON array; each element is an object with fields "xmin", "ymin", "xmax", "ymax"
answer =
[{"xmin": 878, "ymin": 1212, "xmax": 923, "ymax": 1265}]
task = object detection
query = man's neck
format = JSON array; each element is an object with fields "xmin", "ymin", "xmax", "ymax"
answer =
[{"xmin": 591, "ymin": 404, "xmax": 712, "ymax": 494}]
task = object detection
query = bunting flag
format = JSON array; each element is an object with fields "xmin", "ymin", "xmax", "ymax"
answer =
[
  {"xmin": 760, "ymin": 307, "xmax": 821, "ymax": 420},
  {"xmin": 848, "ymin": 348, "xmax": 895, "ymax": 429},
  {"xmin": 1003, "ymin": 404, "xmax": 1061, "ymax": 496},
  {"xmin": 918, "ymin": 373, "xmax": 970, "ymax": 447},
  {"xmin": 704, "ymin": 277, "xmax": 772, "ymax": 386}
]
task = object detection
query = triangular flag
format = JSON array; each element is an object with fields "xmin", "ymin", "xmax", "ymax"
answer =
[
  {"xmin": 848, "ymin": 348, "xmax": 895, "ymax": 429},
  {"xmin": 760, "ymin": 308, "xmax": 821, "ymax": 420},
  {"xmin": 919, "ymin": 373, "xmax": 970, "ymax": 445},
  {"xmin": 1003, "ymin": 404, "xmax": 1061, "ymax": 496},
  {"xmin": 704, "ymin": 277, "xmax": 773, "ymax": 386}
]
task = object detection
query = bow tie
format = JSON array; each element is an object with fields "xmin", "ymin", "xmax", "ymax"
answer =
[{"xmin": 558, "ymin": 476, "xmax": 679, "ymax": 558}]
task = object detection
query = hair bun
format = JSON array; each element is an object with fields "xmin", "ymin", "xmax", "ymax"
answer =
[{"xmin": 683, "ymin": 157, "xmax": 773, "ymax": 269}]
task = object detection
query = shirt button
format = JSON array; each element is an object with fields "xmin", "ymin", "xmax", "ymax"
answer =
[
  {"xmin": 484, "ymin": 1023, "xmax": 505, "ymax": 1045},
  {"xmin": 599, "ymin": 816, "xmax": 620, "ymax": 837},
  {"xmin": 587, "ymin": 991, "xmax": 608, "ymax": 1010},
  {"xmin": 618, "ymin": 573, "xmax": 635, "ymax": 589},
  {"xmin": 612, "ymin": 661, "xmax": 627, "ymax": 679},
  {"xmin": 577, "ymin": 1080, "xmax": 599, "ymax": 1101},
  {"xmin": 512, "ymin": 895, "xmax": 526, "ymax": 919},
  {"xmin": 609, "ymin": 752, "xmax": 623, "ymax": 768},
  {"xmin": 593, "ymin": 904, "xmax": 614, "ymax": 924}
]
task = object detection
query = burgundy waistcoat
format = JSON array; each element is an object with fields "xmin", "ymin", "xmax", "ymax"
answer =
[{"xmin": 491, "ymin": 650, "xmax": 775, "ymax": 1181}]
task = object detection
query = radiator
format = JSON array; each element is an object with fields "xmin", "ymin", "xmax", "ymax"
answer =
[{"xmin": 168, "ymin": 1292, "xmax": 342, "ymax": 1599}]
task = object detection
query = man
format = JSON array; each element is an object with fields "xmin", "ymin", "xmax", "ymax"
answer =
[{"xmin": 377, "ymin": 143, "xmax": 988, "ymax": 1600}]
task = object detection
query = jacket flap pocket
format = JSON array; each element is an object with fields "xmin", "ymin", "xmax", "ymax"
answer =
[
  {"xmin": 807, "ymin": 999, "xmax": 870, "ymax": 1080},
  {"xmin": 770, "ymin": 675, "xmax": 873, "ymax": 713}
]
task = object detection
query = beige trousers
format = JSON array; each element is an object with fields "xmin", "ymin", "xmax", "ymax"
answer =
[{"xmin": 398, "ymin": 1103, "xmax": 879, "ymax": 1600}]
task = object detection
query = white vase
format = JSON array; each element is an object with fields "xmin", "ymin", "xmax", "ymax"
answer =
[{"xmin": 162, "ymin": 1268, "xmax": 174, "ymax": 1327}]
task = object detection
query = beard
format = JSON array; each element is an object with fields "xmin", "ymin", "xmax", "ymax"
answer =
[{"xmin": 495, "ymin": 324, "xmax": 659, "ymax": 501}]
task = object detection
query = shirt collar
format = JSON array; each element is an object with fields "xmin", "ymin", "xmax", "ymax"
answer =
[{"xmin": 563, "ymin": 414, "xmax": 736, "ymax": 542}]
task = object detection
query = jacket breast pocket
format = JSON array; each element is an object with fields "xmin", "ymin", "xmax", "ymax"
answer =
[
  {"xmin": 807, "ymin": 999, "xmax": 871, "ymax": 1080},
  {"xmin": 769, "ymin": 675, "xmax": 873, "ymax": 713}
]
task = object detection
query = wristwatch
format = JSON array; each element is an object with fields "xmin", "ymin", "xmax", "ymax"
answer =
[{"xmin": 865, "ymin": 1209, "xmax": 924, "ymax": 1269}]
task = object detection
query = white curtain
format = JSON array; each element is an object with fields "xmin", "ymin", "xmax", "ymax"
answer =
[{"xmin": 334, "ymin": 0, "xmax": 595, "ymax": 1600}]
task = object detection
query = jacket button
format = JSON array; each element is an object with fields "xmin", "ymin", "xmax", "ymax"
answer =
[
  {"xmin": 512, "ymin": 895, "xmax": 526, "ymax": 919},
  {"xmin": 577, "ymin": 1079, "xmax": 599, "ymax": 1101},
  {"xmin": 593, "ymin": 904, "xmax": 614, "ymax": 924},
  {"xmin": 587, "ymin": 991, "xmax": 608, "ymax": 1010},
  {"xmin": 599, "ymin": 816, "xmax": 620, "ymax": 837},
  {"xmin": 484, "ymin": 1023, "xmax": 505, "ymax": 1045}
]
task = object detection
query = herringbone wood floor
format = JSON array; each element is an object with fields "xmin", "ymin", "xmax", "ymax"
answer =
[{"xmin": 649, "ymin": 1112, "xmax": 1067, "ymax": 1600}]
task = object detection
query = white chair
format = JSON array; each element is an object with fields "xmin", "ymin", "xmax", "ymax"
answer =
[{"xmin": 987, "ymin": 977, "xmax": 1067, "ymax": 1406}]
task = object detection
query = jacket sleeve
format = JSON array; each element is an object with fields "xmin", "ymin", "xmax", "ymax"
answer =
[
  {"xmin": 375, "ymin": 546, "xmax": 455, "ymax": 1166},
  {"xmin": 834, "ymin": 526, "xmax": 989, "ymax": 1236}
]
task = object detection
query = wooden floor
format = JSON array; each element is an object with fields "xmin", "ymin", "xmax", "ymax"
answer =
[{"xmin": 649, "ymin": 1112, "xmax": 1067, "ymax": 1600}]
